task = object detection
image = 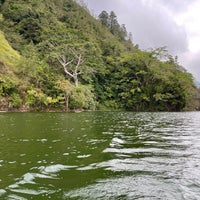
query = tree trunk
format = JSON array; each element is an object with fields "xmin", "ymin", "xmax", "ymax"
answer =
[
  {"xmin": 65, "ymin": 94, "xmax": 69, "ymax": 112},
  {"xmin": 73, "ymin": 74, "xmax": 78, "ymax": 87}
]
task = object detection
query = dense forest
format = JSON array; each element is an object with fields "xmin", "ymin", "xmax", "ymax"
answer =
[{"xmin": 0, "ymin": 0, "xmax": 200, "ymax": 112}]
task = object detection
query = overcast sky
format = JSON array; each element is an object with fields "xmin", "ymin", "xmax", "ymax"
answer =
[{"xmin": 82, "ymin": 0, "xmax": 200, "ymax": 81}]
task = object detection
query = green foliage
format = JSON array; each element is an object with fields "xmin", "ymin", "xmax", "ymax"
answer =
[
  {"xmin": 81, "ymin": 85, "xmax": 96, "ymax": 110},
  {"xmin": 98, "ymin": 11, "xmax": 109, "ymax": 27},
  {"xmin": 0, "ymin": 0, "xmax": 199, "ymax": 111},
  {"xmin": 98, "ymin": 10, "xmax": 128, "ymax": 41},
  {"xmin": 25, "ymin": 86, "xmax": 62, "ymax": 110},
  {"xmin": 69, "ymin": 85, "xmax": 96, "ymax": 110},
  {"xmin": 0, "ymin": 75, "xmax": 17, "ymax": 95},
  {"xmin": 9, "ymin": 93, "xmax": 22, "ymax": 108},
  {"xmin": 1, "ymin": 1, "xmax": 38, "ymax": 22},
  {"xmin": 97, "ymin": 50, "xmax": 196, "ymax": 111},
  {"xmin": 69, "ymin": 88, "xmax": 85, "ymax": 110},
  {"xmin": 25, "ymin": 87, "xmax": 44, "ymax": 107},
  {"xmin": 0, "ymin": 30, "xmax": 20, "ymax": 66},
  {"xmin": 18, "ymin": 17, "xmax": 42, "ymax": 44}
]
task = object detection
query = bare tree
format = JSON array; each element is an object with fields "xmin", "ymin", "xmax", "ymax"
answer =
[{"xmin": 57, "ymin": 50, "xmax": 84, "ymax": 87}]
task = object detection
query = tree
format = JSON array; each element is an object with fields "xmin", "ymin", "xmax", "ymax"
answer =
[
  {"xmin": 57, "ymin": 49, "xmax": 84, "ymax": 87},
  {"xmin": 98, "ymin": 10, "xmax": 109, "ymax": 28},
  {"xmin": 109, "ymin": 11, "xmax": 120, "ymax": 35},
  {"xmin": 128, "ymin": 32, "xmax": 133, "ymax": 43},
  {"xmin": 57, "ymin": 80, "xmax": 73, "ymax": 112},
  {"xmin": 119, "ymin": 24, "xmax": 128, "ymax": 40}
]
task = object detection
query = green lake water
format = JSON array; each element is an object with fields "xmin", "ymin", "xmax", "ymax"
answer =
[{"xmin": 0, "ymin": 111, "xmax": 200, "ymax": 199}]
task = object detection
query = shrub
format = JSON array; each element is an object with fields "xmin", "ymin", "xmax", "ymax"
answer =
[{"xmin": 9, "ymin": 93, "xmax": 22, "ymax": 108}]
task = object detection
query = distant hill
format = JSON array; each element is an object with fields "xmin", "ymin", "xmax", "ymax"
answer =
[{"xmin": 0, "ymin": 0, "xmax": 199, "ymax": 111}]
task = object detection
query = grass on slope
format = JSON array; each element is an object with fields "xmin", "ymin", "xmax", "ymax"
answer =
[{"xmin": 0, "ymin": 29, "xmax": 20, "ymax": 68}]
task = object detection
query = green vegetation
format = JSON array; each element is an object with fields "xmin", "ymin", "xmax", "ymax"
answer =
[
  {"xmin": 0, "ymin": 30, "xmax": 20, "ymax": 65},
  {"xmin": 0, "ymin": 0, "xmax": 199, "ymax": 111}
]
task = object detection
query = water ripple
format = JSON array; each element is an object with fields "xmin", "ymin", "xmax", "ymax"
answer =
[{"xmin": 1, "ymin": 112, "xmax": 200, "ymax": 199}]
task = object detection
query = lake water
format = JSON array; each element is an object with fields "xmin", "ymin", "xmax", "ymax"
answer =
[{"xmin": 0, "ymin": 112, "xmax": 200, "ymax": 199}]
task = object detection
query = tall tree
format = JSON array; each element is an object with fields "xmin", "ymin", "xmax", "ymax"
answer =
[
  {"xmin": 109, "ymin": 11, "xmax": 120, "ymax": 35},
  {"xmin": 98, "ymin": 10, "xmax": 109, "ymax": 28},
  {"xmin": 119, "ymin": 24, "xmax": 128, "ymax": 40}
]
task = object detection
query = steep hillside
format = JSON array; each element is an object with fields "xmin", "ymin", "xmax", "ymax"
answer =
[
  {"xmin": 0, "ymin": 0, "xmax": 199, "ymax": 111},
  {"xmin": 0, "ymin": 30, "xmax": 20, "ymax": 66},
  {"xmin": 0, "ymin": 31, "xmax": 24, "ymax": 110}
]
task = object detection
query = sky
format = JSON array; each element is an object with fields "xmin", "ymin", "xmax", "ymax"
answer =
[{"xmin": 82, "ymin": 0, "xmax": 200, "ymax": 81}]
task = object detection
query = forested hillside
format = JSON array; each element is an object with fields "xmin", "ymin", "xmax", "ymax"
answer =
[{"xmin": 0, "ymin": 0, "xmax": 199, "ymax": 111}]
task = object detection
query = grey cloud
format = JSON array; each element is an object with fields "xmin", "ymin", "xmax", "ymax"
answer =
[
  {"xmin": 122, "ymin": 1, "xmax": 189, "ymax": 54},
  {"xmin": 82, "ymin": 0, "xmax": 114, "ymax": 16},
  {"xmin": 159, "ymin": 0, "xmax": 196, "ymax": 13},
  {"xmin": 84, "ymin": 0, "xmax": 188, "ymax": 54},
  {"xmin": 180, "ymin": 52, "xmax": 200, "ymax": 81}
]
